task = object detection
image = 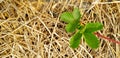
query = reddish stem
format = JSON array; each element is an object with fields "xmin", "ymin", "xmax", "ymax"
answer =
[{"xmin": 94, "ymin": 32, "xmax": 120, "ymax": 44}]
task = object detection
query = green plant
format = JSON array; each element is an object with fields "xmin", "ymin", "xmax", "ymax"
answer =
[{"xmin": 60, "ymin": 8, "xmax": 103, "ymax": 49}]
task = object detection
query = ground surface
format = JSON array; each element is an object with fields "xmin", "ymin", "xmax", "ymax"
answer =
[{"xmin": 0, "ymin": 0, "xmax": 120, "ymax": 58}]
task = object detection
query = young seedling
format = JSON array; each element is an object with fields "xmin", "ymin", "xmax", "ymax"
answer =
[{"xmin": 60, "ymin": 7, "xmax": 120, "ymax": 49}]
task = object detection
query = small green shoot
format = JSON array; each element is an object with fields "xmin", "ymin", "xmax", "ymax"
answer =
[{"xmin": 60, "ymin": 7, "xmax": 103, "ymax": 49}]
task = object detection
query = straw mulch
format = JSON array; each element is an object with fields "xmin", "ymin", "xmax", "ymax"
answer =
[{"xmin": 0, "ymin": 0, "xmax": 120, "ymax": 58}]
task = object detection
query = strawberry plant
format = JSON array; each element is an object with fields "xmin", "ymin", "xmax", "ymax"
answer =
[{"xmin": 60, "ymin": 7, "xmax": 120, "ymax": 49}]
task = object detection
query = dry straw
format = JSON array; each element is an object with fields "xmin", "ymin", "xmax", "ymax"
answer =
[{"xmin": 0, "ymin": 0, "xmax": 120, "ymax": 58}]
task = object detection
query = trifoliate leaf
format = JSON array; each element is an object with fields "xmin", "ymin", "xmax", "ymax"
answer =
[
  {"xmin": 70, "ymin": 31, "xmax": 82, "ymax": 48},
  {"xmin": 72, "ymin": 7, "xmax": 81, "ymax": 20},
  {"xmin": 83, "ymin": 33, "xmax": 100, "ymax": 49},
  {"xmin": 60, "ymin": 12, "xmax": 74, "ymax": 23},
  {"xmin": 84, "ymin": 23, "xmax": 103, "ymax": 33},
  {"xmin": 65, "ymin": 20, "xmax": 79, "ymax": 32}
]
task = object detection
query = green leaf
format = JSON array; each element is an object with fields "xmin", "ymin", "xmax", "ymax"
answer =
[
  {"xmin": 70, "ymin": 31, "xmax": 82, "ymax": 48},
  {"xmin": 77, "ymin": 25, "xmax": 84, "ymax": 31},
  {"xmin": 83, "ymin": 33, "xmax": 100, "ymax": 49},
  {"xmin": 72, "ymin": 7, "xmax": 81, "ymax": 20},
  {"xmin": 60, "ymin": 12, "xmax": 74, "ymax": 23},
  {"xmin": 65, "ymin": 20, "xmax": 79, "ymax": 32},
  {"xmin": 84, "ymin": 22, "xmax": 103, "ymax": 33}
]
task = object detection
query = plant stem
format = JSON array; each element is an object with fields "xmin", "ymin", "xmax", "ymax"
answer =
[{"xmin": 94, "ymin": 32, "xmax": 120, "ymax": 44}]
